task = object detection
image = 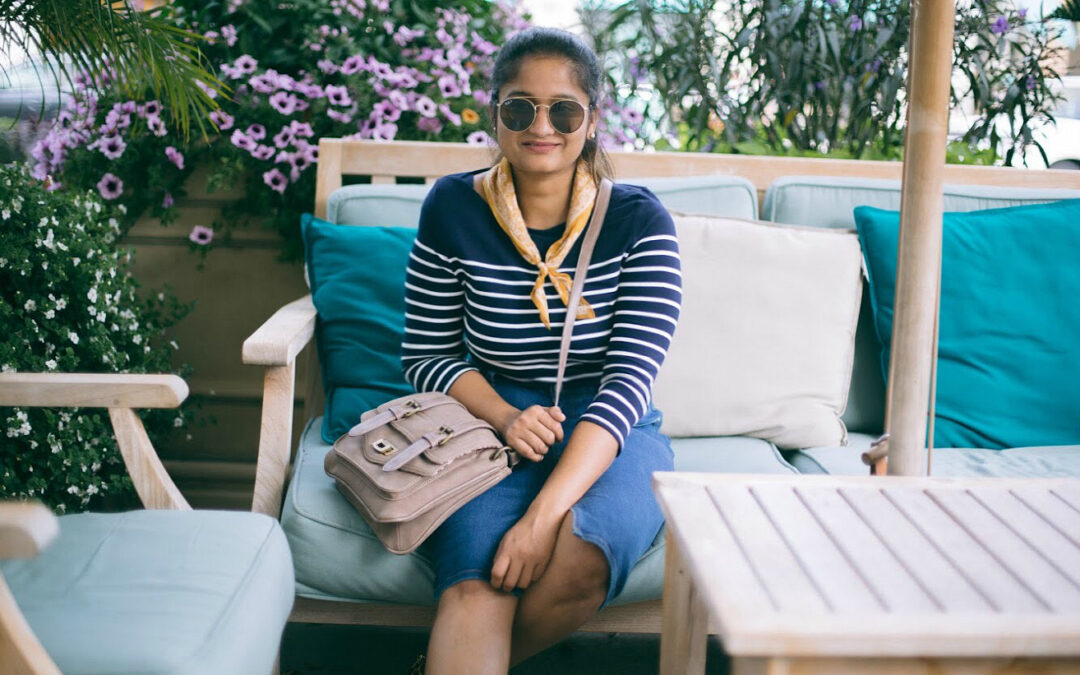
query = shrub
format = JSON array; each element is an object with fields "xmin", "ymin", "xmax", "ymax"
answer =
[{"xmin": 0, "ymin": 162, "xmax": 192, "ymax": 512}]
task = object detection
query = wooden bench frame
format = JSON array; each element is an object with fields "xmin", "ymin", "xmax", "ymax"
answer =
[{"xmin": 243, "ymin": 138, "xmax": 1080, "ymax": 633}]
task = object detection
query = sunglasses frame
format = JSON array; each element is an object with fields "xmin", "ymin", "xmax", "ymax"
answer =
[{"xmin": 496, "ymin": 97, "xmax": 591, "ymax": 135}]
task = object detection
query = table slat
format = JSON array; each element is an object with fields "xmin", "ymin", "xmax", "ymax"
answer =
[
  {"xmin": 927, "ymin": 488, "xmax": 1080, "ymax": 611},
  {"xmin": 838, "ymin": 486, "xmax": 990, "ymax": 612},
  {"xmin": 794, "ymin": 485, "xmax": 939, "ymax": 613},
  {"xmin": 967, "ymin": 488, "xmax": 1080, "ymax": 590},
  {"xmin": 706, "ymin": 485, "xmax": 829, "ymax": 614},
  {"xmin": 750, "ymin": 485, "xmax": 883, "ymax": 613},
  {"xmin": 884, "ymin": 488, "xmax": 1044, "ymax": 611},
  {"xmin": 1009, "ymin": 487, "xmax": 1080, "ymax": 547}
]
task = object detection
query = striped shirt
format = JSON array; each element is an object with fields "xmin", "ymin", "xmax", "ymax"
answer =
[{"xmin": 401, "ymin": 169, "xmax": 682, "ymax": 449}]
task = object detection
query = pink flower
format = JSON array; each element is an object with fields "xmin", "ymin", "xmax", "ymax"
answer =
[
  {"xmin": 97, "ymin": 135, "xmax": 126, "ymax": 159},
  {"xmin": 165, "ymin": 146, "xmax": 185, "ymax": 170},
  {"xmin": 270, "ymin": 91, "xmax": 298, "ymax": 115},
  {"xmin": 325, "ymin": 85, "xmax": 352, "ymax": 107},
  {"xmin": 147, "ymin": 115, "xmax": 167, "ymax": 137},
  {"xmin": 234, "ymin": 55, "xmax": 258, "ymax": 74},
  {"xmin": 327, "ymin": 108, "xmax": 354, "ymax": 123},
  {"xmin": 440, "ymin": 104, "xmax": 462, "ymax": 127},
  {"xmin": 195, "ymin": 79, "xmax": 218, "ymax": 100},
  {"xmin": 289, "ymin": 120, "xmax": 314, "ymax": 138},
  {"xmin": 415, "ymin": 95, "xmax": 437, "ymax": 117},
  {"xmin": 372, "ymin": 122, "xmax": 398, "ymax": 141},
  {"xmin": 317, "ymin": 59, "xmax": 339, "ymax": 74},
  {"xmin": 210, "ymin": 110, "xmax": 234, "ymax": 130},
  {"xmin": 97, "ymin": 173, "xmax": 123, "ymax": 199},
  {"xmin": 231, "ymin": 129, "xmax": 255, "ymax": 151},
  {"xmin": 466, "ymin": 131, "xmax": 492, "ymax": 146},
  {"xmin": 263, "ymin": 168, "xmax": 288, "ymax": 193},
  {"xmin": 252, "ymin": 144, "xmax": 276, "ymax": 160},
  {"xmin": 340, "ymin": 54, "xmax": 365, "ymax": 75},
  {"xmin": 162, "ymin": 192, "xmax": 174, "ymax": 208},
  {"xmin": 473, "ymin": 89, "xmax": 491, "ymax": 107},
  {"xmin": 373, "ymin": 99, "xmax": 401, "ymax": 122},
  {"xmin": 221, "ymin": 25, "xmax": 238, "ymax": 46},
  {"xmin": 417, "ymin": 116, "xmax": 443, "ymax": 134},
  {"xmin": 246, "ymin": 124, "xmax": 266, "ymax": 140},
  {"xmin": 141, "ymin": 100, "xmax": 162, "ymax": 117},
  {"xmin": 189, "ymin": 225, "xmax": 214, "ymax": 245},
  {"xmin": 272, "ymin": 125, "xmax": 295, "ymax": 148}
]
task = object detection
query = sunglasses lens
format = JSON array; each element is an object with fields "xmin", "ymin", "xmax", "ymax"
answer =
[
  {"xmin": 550, "ymin": 100, "xmax": 585, "ymax": 134},
  {"xmin": 500, "ymin": 99, "xmax": 535, "ymax": 132}
]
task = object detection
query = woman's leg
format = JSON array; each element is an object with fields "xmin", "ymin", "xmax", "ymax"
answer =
[
  {"xmin": 427, "ymin": 579, "xmax": 519, "ymax": 675},
  {"xmin": 509, "ymin": 512, "xmax": 609, "ymax": 666}
]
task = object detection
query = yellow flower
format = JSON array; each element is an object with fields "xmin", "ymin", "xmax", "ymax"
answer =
[{"xmin": 462, "ymin": 108, "xmax": 481, "ymax": 125}]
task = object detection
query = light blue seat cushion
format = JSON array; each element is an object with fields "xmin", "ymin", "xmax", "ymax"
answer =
[
  {"xmin": 326, "ymin": 175, "xmax": 758, "ymax": 228},
  {"xmin": 284, "ymin": 418, "xmax": 795, "ymax": 608},
  {"xmin": 0, "ymin": 510, "xmax": 293, "ymax": 675},
  {"xmin": 786, "ymin": 434, "xmax": 1080, "ymax": 478},
  {"xmin": 760, "ymin": 177, "xmax": 1080, "ymax": 438}
]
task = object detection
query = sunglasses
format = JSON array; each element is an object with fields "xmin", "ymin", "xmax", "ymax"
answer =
[{"xmin": 497, "ymin": 97, "xmax": 589, "ymax": 134}]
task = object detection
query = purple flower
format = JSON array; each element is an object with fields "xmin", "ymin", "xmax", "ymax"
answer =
[
  {"xmin": 621, "ymin": 108, "xmax": 644, "ymax": 126},
  {"xmin": 440, "ymin": 104, "xmax": 462, "ymax": 127},
  {"xmin": 189, "ymin": 225, "xmax": 214, "ymax": 245},
  {"xmin": 210, "ymin": 110, "xmax": 234, "ymax": 130},
  {"xmin": 231, "ymin": 129, "xmax": 255, "ymax": 151},
  {"xmin": 847, "ymin": 15, "xmax": 863, "ymax": 32},
  {"xmin": 417, "ymin": 116, "xmax": 443, "ymax": 134},
  {"xmin": 1018, "ymin": 7, "xmax": 1028, "ymax": 20},
  {"xmin": 195, "ymin": 79, "xmax": 218, "ymax": 100},
  {"xmin": 466, "ymin": 131, "xmax": 492, "ymax": 146},
  {"xmin": 317, "ymin": 59, "xmax": 339, "ymax": 74},
  {"xmin": 252, "ymin": 144, "xmax": 276, "ymax": 160},
  {"xmin": 327, "ymin": 108, "xmax": 354, "ymax": 123},
  {"xmin": 246, "ymin": 124, "xmax": 266, "ymax": 141},
  {"xmin": 388, "ymin": 89, "xmax": 409, "ymax": 111},
  {"xmin": 814, "ymin": 80, "xmax": 827, "ymax": 91},
  {"xmin": 272, "ymin": 126, "xmax": 295, "ymax": 148},
  {"xmin": 97, "ymin": 173, "xmax": 123, "ymax": 200},
  {"xmin": 142, "ymin": 100, "xmax": 162, "ymax": 117},
  {"xmin": 165, "ymin": 146, "xmax": 185, "ymax": 170},
  {"xmin": 340, "ymin": 54, "xmax": 365, "ymax": 75},
  {"xmin": 97, "ymin": 135, "xmax": 126, "ymax": 159},
  {"xmin": 1025, "ymin": 74, "xmax": 1036, "ymax": 90},
  {"xmin": 162, "ymin": 192, "xmax": 174, "ymax": 208},
  {"xmin": 289, "ymin": 120, "xmax": 314, "ymax": 138},
  {"xmin": 991, "ymin": 15, "xmax": 1009, "ymax": 34},
  {"xmin": 438, "ymin": 75, "xmax": 462, "ymax": 98},
  {"xmin": 866, "ymin": 58, "xmax": 883, "ymax": 73},
  {"xmin": 234, "ymin": 55, "xmax": 258, "ymax": 74},
  {"xmin": 147, "ymin": 115, "xmax": 167, "ymax": 137},
  {"xmin": 121, "ymin": 100, "xmax": 137, "ymax": 114},
  {"xmin": 373, "ymin": 99, "xmax": 402, "ymax": 122},
  {"xmin": 263, "ymin": 168, "xmax": 288, "ymax": 193},
  {"xmin": 325, "ymin": 85, "xmax": 352, "ymax": 107},
  {"xmin": 372, "ymin": 122, "xmax": 398, "ymax": 141},
  {"xmin": 270, "ymin": 91, "xmax": 299, "ymax": 115},
  {"xmin": 473, "ymin": 89, "xmax": 491, "ymax": 107},
  {"xmin": 415, "ymin": 95, "xmax": 437, "ymax": 117},
  {"xmin": 222, "ymin": 24, "xmax": 238, "ymax": 46}
]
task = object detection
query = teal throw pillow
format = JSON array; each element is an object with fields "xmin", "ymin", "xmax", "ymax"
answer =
[
  {"xmin": 855, "ymin": 199, "xmax": 1080, "ymax": 449},
  {"xmin": 301, "ymin": 213, "xmax": 417, "ymax": 442}
]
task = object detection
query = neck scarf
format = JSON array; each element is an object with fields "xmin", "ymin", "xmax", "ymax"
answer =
[{"xmin": 479, "ymin": 157, "xmax": 598, "ymax": 330}]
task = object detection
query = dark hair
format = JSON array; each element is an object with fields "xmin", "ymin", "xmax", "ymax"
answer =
[{"xmin": 488, "ymin": 27, "xmax": 614, "ymax": 182}]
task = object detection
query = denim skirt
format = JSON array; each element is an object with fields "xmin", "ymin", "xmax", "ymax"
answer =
[{"xmin": 423, "ymin": 371, "xmax": 674, "ymax": 607}]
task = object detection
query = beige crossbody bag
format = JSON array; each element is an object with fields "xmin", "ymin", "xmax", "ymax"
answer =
[{"xmin": 324, "ymin": 177, "xmax": 614, "ymax": 554}]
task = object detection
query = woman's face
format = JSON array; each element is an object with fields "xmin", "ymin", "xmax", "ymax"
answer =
[{"xmin": 493, "ymin": 55, "xmax": 597, "ymax": 179}]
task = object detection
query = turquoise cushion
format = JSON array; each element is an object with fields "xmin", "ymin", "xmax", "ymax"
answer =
[
  {"xmin": 283, "ymin": 418, "xmax": 798, "ymax": 608},
  {"xmin": 855, "ymin": 199, "xmax": 1080, "ymax": 449},
  {"xmin": 0, "ymin": 510, "xmax": 293, "ymax": 675},
  {"xmin": 302, "ymin": 213, "xmax": 418, "ymax": 442}
]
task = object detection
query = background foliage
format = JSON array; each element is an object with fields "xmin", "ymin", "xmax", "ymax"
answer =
[{"xmin": 0, "ymin": 163, "xmax": 193, "ymax": 512}]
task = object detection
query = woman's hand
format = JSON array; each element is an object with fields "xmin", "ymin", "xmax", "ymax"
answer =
[
  {"xmin": 490, "ymin": 510, "xmax": 563, "ymax": 591},
  {"xmin": 500, "ymin": 405, "xmax": 566, "ymax": 462}
]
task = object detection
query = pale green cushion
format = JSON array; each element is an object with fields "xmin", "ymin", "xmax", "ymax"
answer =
[
  {"xmin": 326, "ymin": 175, "xmax": 758, "ymax": 228},
  {"xmin": 283, "ymin": 419, "xmax": 796, "ymax": 608},
  {"xmin": 786, "ymin": 434, "xmax": 1080, "ymax": 478},
  {"xmin": 0, "ymin": 510, "xmax": 293, "ymax": 675},
  {"xmin": 761, "ymin": 177, "xmax": 1080, "ymax": 437}
]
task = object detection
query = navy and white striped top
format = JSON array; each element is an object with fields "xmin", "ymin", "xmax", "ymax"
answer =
[{"xmin": 401, "ymin": 169, "xmax": 682, "ymax": 449}]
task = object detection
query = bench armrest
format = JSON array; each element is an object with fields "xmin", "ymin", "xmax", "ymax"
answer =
[
  {"xmin": 0, "ymin": 502, "xmax": 58, "ymax": 560},
  {"xmin": 0, "ymin": 373, "xmax": 187, "ymax": 408},
  {"xmin": 242, "ymin": 295, "xmax": 317, "ymax": 367}
]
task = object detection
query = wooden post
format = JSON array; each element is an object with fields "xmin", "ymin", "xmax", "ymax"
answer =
[{"xmin": 883, "ymin": 0, "xmax": 956, "ymax": 476}]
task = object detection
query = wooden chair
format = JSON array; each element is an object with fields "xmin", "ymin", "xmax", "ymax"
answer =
[
  {"xmin": 243, "ymin": 138, "xmax": 1080, "ymax": 636},
  {"xmin": 0, "ymin": 373, "xmax": 293, "ymax": 674}
]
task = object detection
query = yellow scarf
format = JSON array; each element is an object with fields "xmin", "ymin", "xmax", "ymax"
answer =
[{"xmin": 479, "ymin": 157, "xmax": 598, "ymax": 330}]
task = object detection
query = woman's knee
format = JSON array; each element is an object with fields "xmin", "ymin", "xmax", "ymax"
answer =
[
  {"xmin": 440, "ymin": 578, "xmax": 513, "ymax": 608},
  {"xmin": 543, "ymin": 516, "xmax": 609, "ymax": 605}
]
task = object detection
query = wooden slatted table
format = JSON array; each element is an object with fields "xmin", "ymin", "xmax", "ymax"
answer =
[{"xmin": 653, "ymin": 473, "xmax": 1080, "ymax": 674}]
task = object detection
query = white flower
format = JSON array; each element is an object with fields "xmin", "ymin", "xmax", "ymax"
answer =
[
  {"xmin": 87, "ymin": 288, "xmax": 98, "ymax": 303},
  {"xmin": 67, "ymin": 485, "xmax": 79, "ymax": 495},
  {"xmin": 41, "ymin": 262, "xmax": 48, "ymax": 270},
  {"xmin": 72, "ymin": 258, "xmax": 80, "ymax": 266},
  {"xmin": 45, "ymin": 359, "xmax": 57, "ymax": 370},
  {"xmin": 1, "ymin": 209, "xmax": 8, "ymax": 220},
  {"xmin": 23, "ymin": 299, "xmax": 36, "ymax": 312},
  {"xmin": 173, "ymin": 416, "xmax": 183, "ymax": 428},
  {"xmin": 44, "ymin": 310, "xmax": 54, "ymax": 319},
  {"xmin": 86, "ymin": 484, "xmax": 99, "ymax": 496},
  {"xmin": 132, "ymin": 334, "xmax": 142, "ymax": 344},
  {"xmin": 169, "ymin": 340, "xmax": 179, "ymax": 350},
  {"xmin": 0, "ymin": 258, "xmax": 6, "ymax": 267},
  {"xmin": 67, "ymin": 331, "xmax": 79, "ymax": 344}
]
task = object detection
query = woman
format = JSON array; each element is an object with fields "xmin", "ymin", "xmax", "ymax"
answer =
[{"xmin": 401, "ymin": 27, "xmax": 682, "ymax": 673}]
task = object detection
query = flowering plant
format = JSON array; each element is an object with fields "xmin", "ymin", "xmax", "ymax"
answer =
[
  {"xmin": 0, "ymin": 163, "xmax": 193, "ymax": 512},
  {"xmin": 31, "ymin": 0, "xmax": 547, "ymax": 260}
]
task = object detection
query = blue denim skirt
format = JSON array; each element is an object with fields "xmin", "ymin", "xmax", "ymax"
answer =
[{"xmin": 423, "ymin": 371, "xmax": 674, "ymax": 607}]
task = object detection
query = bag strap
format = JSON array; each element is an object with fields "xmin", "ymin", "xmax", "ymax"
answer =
[
  {"xmin": 472, "ymin": 173, "xmax": 613, "ymax": 407},
  {"xmin": 554, "ymin": 178, "xmax": 611, "ymax": 406}
]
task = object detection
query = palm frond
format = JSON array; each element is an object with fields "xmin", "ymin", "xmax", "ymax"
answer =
[
  {"xmin": 1047, "ymin": 0, "xmax": 1080, "ymax": 22},
  {"xmin": 0, "ymin": 0, "xmax": 227, "ymax": 138}
]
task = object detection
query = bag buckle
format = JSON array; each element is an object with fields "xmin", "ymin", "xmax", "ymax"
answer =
[
  {"xmin": 436, "ymin": 425, "xmax": 454, "ymax": 446},
  {"xmin": 372, "ymin": 438, "xmax": 397, "ymax": 456},
  {"xmin": 400, "ymin": 400, "xmax": 422, "ymax": 418}
]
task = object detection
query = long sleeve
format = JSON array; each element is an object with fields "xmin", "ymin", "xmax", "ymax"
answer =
[
  {"xmin": 579, "ymin": 211, "xmax": 682, "ymax": 450},
  {"xmin": 400, "ymin": 185, "xmax": 478, "ymax": 393}
]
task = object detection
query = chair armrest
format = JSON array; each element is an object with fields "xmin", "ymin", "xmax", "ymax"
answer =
[
  {"xmin": 242, "ymin": 295, "xmax": 317, "ymax": 367},
  {"xmin": 0, "ymin": 502, "xmax": 58, "ymax": 559},
  {"xmin": 0, "ymin": 373, "xmax": 187, "ymax": 409}
]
